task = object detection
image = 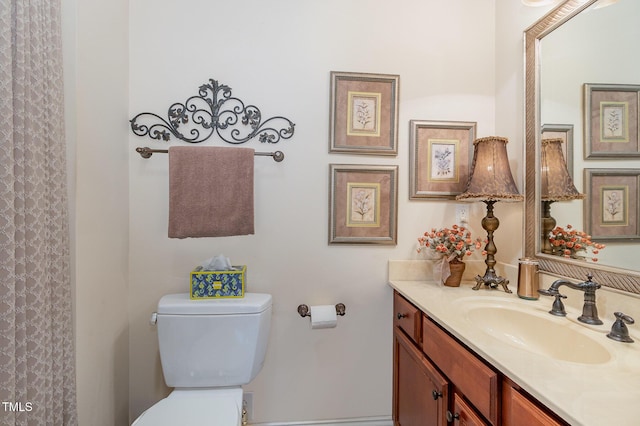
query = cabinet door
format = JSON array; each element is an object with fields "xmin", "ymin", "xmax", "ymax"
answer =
[
  {"xmin": 447, "ymin": 393, "xmax": 490, "ymax": 426},
  {"xmin": 393, "ymin": 327, "xmax": 448, "ymax": 426},
  {"xmin": 502, "ymin": 382, "xmax": 566, "ymax": 426}
]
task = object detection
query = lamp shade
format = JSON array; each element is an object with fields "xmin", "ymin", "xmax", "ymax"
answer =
[
  {"xmin": 456, "ymin": 136, "xmax": 523, "ymax": 202},
  {"xmin": 540, "ymin": 138, "xmax": 584, "ymax": 201}
]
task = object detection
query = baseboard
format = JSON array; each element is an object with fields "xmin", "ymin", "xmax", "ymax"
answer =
[{"xmin": 250, "ymin": 416, "xmax": 393, "ymax": 426}]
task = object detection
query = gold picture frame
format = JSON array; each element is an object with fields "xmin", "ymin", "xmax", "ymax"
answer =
[
  {"xmin": 585, "ymin": 83, "xmax": 640, "ymax": 158},
  {"xmin": 542, "ymin": 123, "xmax": 574, "ymax": 179},
  {"xmin": 584, "ymin": 168, "xmax": 640, "ymax": 242},
  {"xmin": 329, "ymin": 71, "xmax": 399, "ymax": 155},
  {"xmin": 409, "ymin": 120, "xmax": 476, "ymax": 199},
  {"xmin": 329, "ymin": 164, "xmax": 398, "ymax": 245}
]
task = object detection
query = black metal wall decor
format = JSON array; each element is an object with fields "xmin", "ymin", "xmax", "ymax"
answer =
[{"xmin": 130, "ymin": 78, "xmax": 295, "ymax": 145}]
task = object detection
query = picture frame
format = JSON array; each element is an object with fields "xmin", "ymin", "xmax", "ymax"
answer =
[
  {"xmin": 329, "ymin": 164, "xmax": 398, "ymax": 245},
  {"xmin": 542, "ymin": 123, "xmax": 574, "ymax": 179},
  {"xmin": 584, "ymin": 168, "xmax": 640, "ymax": 242},
  {"xmin": 409, "ymin": 120, "xmax": 476, "ymax": 199},
  {"xmin": 329, "ymin": 71, "xmax": 400, "ymax": 156},
  {"xmin": 584, "ymin": 83, "xmax": 640, "ymax": 158}
]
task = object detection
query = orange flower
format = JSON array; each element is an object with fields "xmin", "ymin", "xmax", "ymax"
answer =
[
  {"xmin": 548, "ymin": 224, "xmax": 604, "ymax": 262},
  {"xmin": 417, "ymin": 225, "xmax": 483, "ymax": 260}
]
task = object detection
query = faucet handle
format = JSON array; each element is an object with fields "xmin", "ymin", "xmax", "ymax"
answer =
[
  {"xmin": 607, "ymin": 312, "xmax": 634, "ymax": 343},
  {"xmin": 615, "ymin": 312, "xmax": 634, "ymax": 324},
  {"xmin": 584, "ymin": 273, "xmax": 601, "ymax": 290},
  {"xmin": 549, "ymin": 293, "xmax": 567, "ymax": 317}
]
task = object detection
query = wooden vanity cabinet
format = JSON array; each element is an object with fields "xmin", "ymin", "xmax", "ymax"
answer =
[
  {"xmin": 393, "ymin": 292, "xmax": 449, "ymax": 426},
  {"xmin": 393, "ymin": 327, "xmax": 449, "ymax": 426},
  {"xmin": 422, "ymin": 316, "xmax": 497, "ymax": 425},
  {"xmin": 450, "ymin": 393, "xmax": 489, "ymax": 426},
  {"xmin": 392, "ymin": 291, "xmax": 566, "ymax": 426},
  {"xmin": 502, "ymin": 380, "xmax": 566, "ymax": 426}
]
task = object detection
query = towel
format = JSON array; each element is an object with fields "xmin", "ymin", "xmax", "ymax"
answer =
[{"xmin": 168, "ymin": 146, "xmax": 255, "ymax": 238}]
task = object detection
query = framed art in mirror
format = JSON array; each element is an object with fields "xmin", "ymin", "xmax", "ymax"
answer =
[
  {"xmin": 585, "ymin": 168, "xmax": 640, "ymax": 242},
  {"xmin": 585, "ymin": 83, "xmax": 640, "ymax": 158},
  {"xmin": 409, "ymin": 120, "xmax": 476, "ymax": 200},
  {"xmin": 541, "ymin": 123, "xmax": 574, "ymax": 178},
  {"xmin": 329, "ymin": 72, "xmax": 399, "ymax": 156}
]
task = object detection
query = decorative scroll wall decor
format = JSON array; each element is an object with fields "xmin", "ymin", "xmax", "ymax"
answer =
[{"xmin": 130, "ymin": 78, "xmax": 295, "ymax": 145}]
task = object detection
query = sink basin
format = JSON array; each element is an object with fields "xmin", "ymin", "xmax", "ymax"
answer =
[{"xmin": 462, "ymin": 301, "xmax": 612, "ymax": 364}]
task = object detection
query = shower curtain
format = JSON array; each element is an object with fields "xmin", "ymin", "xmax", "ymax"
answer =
[{"xmin": 0, "ymin": 0, "xmax": 77, "ymax": 425}]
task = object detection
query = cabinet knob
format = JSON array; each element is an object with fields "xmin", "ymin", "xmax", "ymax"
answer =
[
  {"xmin": 431, "ymin": 390, "xmax": 442, "ymax": 400},
  {"xmin": 396, "ymin": 313, "xmax": 408, "ymax": 320},
  {"xmin": 446, "ymin": 410, "xmax": 459, "ymax": 422}
]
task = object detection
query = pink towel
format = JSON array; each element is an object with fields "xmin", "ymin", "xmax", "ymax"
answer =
[{"xmin": 168, "ymin": 146, "xmax": 255, "ymax": 238}]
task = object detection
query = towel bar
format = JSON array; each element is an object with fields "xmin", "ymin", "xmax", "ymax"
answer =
[{"xmin": 135, "ymin": 147, "xmax": 285, "ymax": 162}]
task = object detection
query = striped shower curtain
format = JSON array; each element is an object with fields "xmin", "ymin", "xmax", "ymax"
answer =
[{"xmin": 0, "ymin": 0, "xmax": 77, "ymax": 425}]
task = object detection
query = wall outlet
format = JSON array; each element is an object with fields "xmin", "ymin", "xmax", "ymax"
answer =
[
  {"xmin": 456, "ymin": 204, "xmax": 469, "ymax": 225},
  {"xmin": 243, "ymin": 392, "xmax": 253, "ymax": 423}
]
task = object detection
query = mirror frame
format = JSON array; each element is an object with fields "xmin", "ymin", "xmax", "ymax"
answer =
[{"xmin": 524, "ymin": 0, "xmax": 640, "ymax": 294}]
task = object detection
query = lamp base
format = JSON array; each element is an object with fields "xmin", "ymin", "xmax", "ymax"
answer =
[
  {"xmin": 541, "ymin": 200, "xmax": 556, "ymax": 255},
  {"xmin": 473, "ymin": 200, "xmax": 512, "ymax": 293},
  {"xmin": 472, "ymin": 270, "xmax": 511, "ymax": 293}
]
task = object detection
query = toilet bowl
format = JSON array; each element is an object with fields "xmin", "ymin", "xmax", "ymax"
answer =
[
  {"xmin": 131, "ymin": 293, "xmax": 272, "ymax": 426},
  {"xmin": 131, "ymin": 388, "xmax": 243, "ymax": 426}
]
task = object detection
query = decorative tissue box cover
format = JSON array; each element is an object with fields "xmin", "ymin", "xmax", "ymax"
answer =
[{"xmin": 190, "ymin": 265, "xmax": 246, "ymax": 299}]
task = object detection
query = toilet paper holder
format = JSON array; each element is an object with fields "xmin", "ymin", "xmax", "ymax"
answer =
[{"xmin": 297, "ymin": 303, "xmax": 346, "ymax": 318}]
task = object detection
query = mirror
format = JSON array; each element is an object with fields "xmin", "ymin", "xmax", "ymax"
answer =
[{"xmin": 524, "ymin": 0, "xmax": 640, "ymax": 294}]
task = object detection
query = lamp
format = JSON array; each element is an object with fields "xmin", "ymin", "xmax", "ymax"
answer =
[
  {"xmin": 540, "ymin": 138, "xmax": 584, "ymax": 254},
  {"xmin": 457, "ymin": 136, "xmax": 523, "ymax": 293}
]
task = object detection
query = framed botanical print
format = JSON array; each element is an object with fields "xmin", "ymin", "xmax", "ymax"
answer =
[
  {"xmin": 409, "ymin": 120, "xmax": 476, "ymax": 199},
  {"xmin": 329, "ymin": 72, "xmax": 399, "ymax": 155},
  {"xmin": 329, "ymin": 164, "xmax": 398, "ymax": 245},
  {"xmin": 584, "ymin": 83, "xmax": 640, "ymax": 158},
  {"xmin": 584, "ymin": 168, "xmax": 640, "ymax": 242}
]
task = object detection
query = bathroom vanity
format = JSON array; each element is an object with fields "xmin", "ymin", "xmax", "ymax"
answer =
[
  {"xmin": 389, "ymin": 261, "xmax": 640, "ymax": 426},
  {"xmin": 393, "ymin": 291, "xmax": 563, "ymax": 426}
]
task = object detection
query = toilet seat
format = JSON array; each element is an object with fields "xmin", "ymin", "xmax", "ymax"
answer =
[{"xmin": 132, "ymin": 388, "xmax": 242, "ymax": 426}]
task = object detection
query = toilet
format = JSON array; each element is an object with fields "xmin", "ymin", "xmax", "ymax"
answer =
[{"xmin": 132, "ymin": 292, "xmax": 272, "ymax": 426}]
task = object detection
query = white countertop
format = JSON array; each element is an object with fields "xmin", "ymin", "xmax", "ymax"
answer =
[{"xmin": 388, "ymin": 260, "xmax": 640, "ymax": 426}]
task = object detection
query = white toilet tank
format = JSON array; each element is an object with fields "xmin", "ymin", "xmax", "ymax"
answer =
[{"xmin": 155, "ymin": 292, "xmax": 272, "ymax": 388}]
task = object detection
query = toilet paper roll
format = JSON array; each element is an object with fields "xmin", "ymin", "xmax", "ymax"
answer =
[{"xmin": 310, "ymin": 305, "xmax": 338, "ymax": 329}]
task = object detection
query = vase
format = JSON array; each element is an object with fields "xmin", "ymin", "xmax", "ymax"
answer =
[{"xmin": 444, "ymin": 259, "xmax": 466, "ymax": 287}]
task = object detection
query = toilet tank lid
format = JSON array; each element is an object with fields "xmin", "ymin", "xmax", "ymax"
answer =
[{"xmin": 157, "ymin": 293, "xmax": 272, "ymax": 315}]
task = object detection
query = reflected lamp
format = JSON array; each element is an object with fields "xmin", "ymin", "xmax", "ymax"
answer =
[
  {"xmin": 540, "ymin": 138, "xmax": 584, "ymax": 254},
  {"xmin": 457, "ymin": 136, "xmax": 523, "ymax": 293}
]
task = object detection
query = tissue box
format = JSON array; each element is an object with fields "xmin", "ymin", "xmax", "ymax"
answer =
[{"xmin": 190, "ymin": 265, "xmax": 246, "ymax": 299}]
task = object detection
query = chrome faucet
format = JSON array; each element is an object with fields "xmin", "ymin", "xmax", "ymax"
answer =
[{"xmin": 538, "ymin": 274, "xmax": 603, "ymax": 325}]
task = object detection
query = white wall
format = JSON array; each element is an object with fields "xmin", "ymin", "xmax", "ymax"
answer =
[
  {"xmin": 63, "ymin": 0, "xmax": 130, "ymax": 424},
  {"xmin": 128, "ymin": 0, "xmax": 497, "ymax": 423},
  {"xmin": 60, "ymin": 0, "xmax": 561, "ymax": 423}
]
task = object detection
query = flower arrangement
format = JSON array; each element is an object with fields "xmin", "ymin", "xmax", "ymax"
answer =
[
  {"xmin": 417, "ymin": 225, "xmax": 483, "ymax": 261},
  {"xmin": 548, "ymin": 224, "xmax": 605, "ymax": 262}
]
